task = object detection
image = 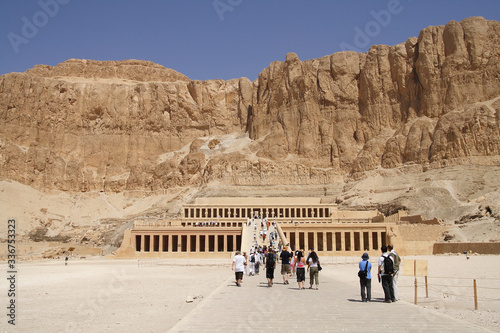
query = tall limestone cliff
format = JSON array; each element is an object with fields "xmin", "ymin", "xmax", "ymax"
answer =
[
  {"xmin": 250, "ymin": 17, "xmax": 500, "ymax": 174},
  {"xmin": 1, "ymin": 17, "xmax": 499, "ymax": 192}
]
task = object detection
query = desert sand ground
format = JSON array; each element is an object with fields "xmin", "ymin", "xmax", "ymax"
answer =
[
  {"xmin": 1, "ymin": 255, "xmax": 499, "ymax": 332},
  {"xmin": 326, "ymin": 254, "xmax": 500, "ymax": 332}
]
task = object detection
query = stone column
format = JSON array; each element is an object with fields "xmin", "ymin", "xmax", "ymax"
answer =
[
  {"xmin": 313, "ymin": 232, "xmax": 318, "ymax": 252},
  {"xmin": 196, "ymin": 234, "xmax": 200, "ymax": 252},
  {"xmin": 186, "ymin": 234, "xmax": 191, "ymax": 252},
  {"xmin": 167, "ymin": 235, "xmax": 172, "ymax": 252},
  {"xmin": 159, "ymin": 234, "xmax": 163, "ymax": 252},
  {"xmin": 214, "ymin": 234, "xmax": 219, "ymax": 252},
  {"xmin": 140, "ymin": 234, "xmax": 145, "ymax": 252},
  {"xmin": 323, "ymin": 231, "xmax": 327, "ymax": 253},
  {"xmin": 341, "ymin": 231, "xmax": 346, "ymax": 252},
  {"xmin": 304, "ymin": 232, "xmax": 309, "ymax": 251},
  {"xmin": 149, "ymin": 235, "xmax": 154, "ymax": 253},
  {"xmin": 350, "ymin": 232, "xmax": 355, "ymax": 252}
]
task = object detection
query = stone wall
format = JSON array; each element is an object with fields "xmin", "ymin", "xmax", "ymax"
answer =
[{"xmin": 433, "ymin": 242, "xmax": 500, "ymax": 254}]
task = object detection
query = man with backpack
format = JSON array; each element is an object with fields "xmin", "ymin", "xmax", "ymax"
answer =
[
  {"xmin": 378, "ymin": 245, "xmax": 396, "ymax": 303},
  {"xmin": 265, "ymin": 248, "xmax": 276, "ymax": 287},
  {"xmin": 388, "ymin": 244, "xmax": 401, "ymax": 301}
]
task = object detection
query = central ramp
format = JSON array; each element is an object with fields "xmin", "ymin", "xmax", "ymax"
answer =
[{"xmin": 240, "ymin": 218, "xmax": 280, "ymax": 253}]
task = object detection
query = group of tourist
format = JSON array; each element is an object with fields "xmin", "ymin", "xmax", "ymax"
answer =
[
  {"xmin": 358, "ymin": 244, "xmax": 401, "ymax": 303},
  {"xmin": 252, "ymin": 218, "xmax": 278, "ymax": 244},
  {"xmin": 193, "ymin": 221, "xmax": 219, "ymax": 227},
  {"xmin": 232, "ymin": 246, "xmax": 321, "ymax": 289},
  {"xmin": 233, "ymin": 243, "xmax": 402, "ymax": 303}
]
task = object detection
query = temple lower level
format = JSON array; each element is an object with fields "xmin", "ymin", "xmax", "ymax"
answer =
[{"xmin": 115, "ymin": 197, "xmax": 445, "ymax": 258}]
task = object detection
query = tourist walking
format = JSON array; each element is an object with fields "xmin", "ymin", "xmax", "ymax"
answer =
[
  {"xmin": 265, "ymin": 249, "xmax": 276, "ymax": 287},
  {"xmin": 243, "ymin": 252, "xmax": 248, "ymax": 275},
  {"xmin": 358, "ymin": 252, "xmax": 372, "ymax": 302},
  {"xmin": 248, "ymin": 252, "xmax": 256, "ymax": 276},
  {"xmin": 378, "ymin": 245, "xmax": 395, "ymax": 302},
  {"xmin": 388, "ymin": 244, "xmax": 401, "ymax": 300},
  {"xmin": 279, "ymin": 246, "xmax": 292, "ymax": 284},
  {"xmin": 307, "ymin": 250, "xmax": 320, "ymax": 289},
  {"xmin": 255, "ymin": 251, "xmax": 261, "ymax": 275},
  {"xmin": 232, "ymin": 251, "xmax": 247, "ymax": 287},
  {"xmin": 295, "ymin": 250, "xmax": 306, "ymax": 289}
]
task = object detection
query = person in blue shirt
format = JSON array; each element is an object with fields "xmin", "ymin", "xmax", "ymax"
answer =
[{"xmin": 358, "ymin": 252, "xmax": 372, "ymax": 302}]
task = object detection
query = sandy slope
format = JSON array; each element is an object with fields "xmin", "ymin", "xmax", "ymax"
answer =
[{"xmin": 1, "ymin": 164, "xmax": 499, "ymax": 256}]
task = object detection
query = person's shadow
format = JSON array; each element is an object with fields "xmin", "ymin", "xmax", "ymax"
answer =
[{"xmin": 347, "ymin": 298, "xmax": 385, "ymax": 302}]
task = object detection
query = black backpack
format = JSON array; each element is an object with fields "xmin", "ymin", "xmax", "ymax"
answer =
[
  {"xmin": 250, "ymin": 255, "xmax": 255, "ymax": 263},
  {"xmin": 383, "ymin": 255, "xmax": 394, "ymax": 274},
  {"xmin": 266, "ymin": 253, "xmax": 275, "ymax": 268}
]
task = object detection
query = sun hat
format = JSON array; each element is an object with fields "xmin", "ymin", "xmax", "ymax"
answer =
[{"xmin": 361, "ymin": 253, "xmax": 369, "ymax": 260}]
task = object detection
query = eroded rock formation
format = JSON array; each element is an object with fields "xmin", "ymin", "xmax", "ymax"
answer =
[{"xmin": 1, "ymin": 17, "xmax": 499, "ymax": 192}]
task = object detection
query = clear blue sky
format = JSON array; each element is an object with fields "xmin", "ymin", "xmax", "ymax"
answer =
[{"xmin": 1, "ymin": 0, "xmax": 499, "ymax": 81}]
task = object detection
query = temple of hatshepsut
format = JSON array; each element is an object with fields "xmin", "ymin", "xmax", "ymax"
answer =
[{"xmin": 116, "ymin": 197, "xmax": 447, "ymax": 258}]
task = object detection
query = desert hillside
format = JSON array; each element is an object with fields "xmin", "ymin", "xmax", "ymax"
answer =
[{"xmin": 0, "ymin": 17, "xmax": 499, "ymax": 252}]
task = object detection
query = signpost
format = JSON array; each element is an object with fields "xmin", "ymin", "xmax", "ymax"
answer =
[{"xmin": 403, "ymin": 259, "xmax": 428, "ymax": 305}]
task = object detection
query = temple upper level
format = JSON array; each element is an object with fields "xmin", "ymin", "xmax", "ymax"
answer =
[{"xmin": 182, "ymin": 197, "xmax": 379, "ymax": 222}]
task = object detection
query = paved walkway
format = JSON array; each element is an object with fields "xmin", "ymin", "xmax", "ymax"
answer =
[{"xmin": 169, "ymin": 268, "xmax": 491, "ymax": 333}]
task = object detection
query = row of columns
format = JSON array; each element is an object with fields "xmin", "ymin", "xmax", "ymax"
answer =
[
  {"xmin": 135, "ymin": 233, "xmax": 240, "ymax": 253},
  {"xmin": 285, "ymin": 230, "xmax": 386, "ymax": 252},
  {"xmin": 135, "ymin": 230, "xmax": 386, "ymax": 254},
  {"xmin": 184, "ymin": 206, "xmax": 331, "ymax": 219}
]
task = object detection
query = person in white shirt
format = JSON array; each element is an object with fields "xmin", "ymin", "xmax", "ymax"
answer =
[
  {"xmin": 377, "ymin": 245, "xmax": 395, "ymax": 303},
  {"xmin": 388, "ymin": 244, "xmax": 401, "ymax": 300},
  {"xmin": 248, "ymin": 252, "xmax": 257, "ymax": 276},
  {"xmin": 232, "ymin": 251, "xmax": 247, "ymax": 287}
]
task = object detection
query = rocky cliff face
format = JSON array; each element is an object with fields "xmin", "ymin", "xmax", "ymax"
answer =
[
  {"xmin": 250, "ymin": 17, "xmax": 500, "ymax": 173},
  {"xmin": 1, "ymin": 17, "xmax": 499, "ymax": 192}
]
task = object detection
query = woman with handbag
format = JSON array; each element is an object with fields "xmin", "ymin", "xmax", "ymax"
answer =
[
  {"xmin": 307, "ymin": 250, "xmax": 320, "ymax": 290},
  {"xmin": 358, "ymin": 252, "xmax": 372, "ymax": 302}
]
